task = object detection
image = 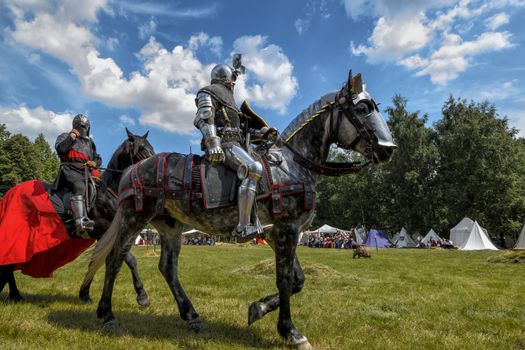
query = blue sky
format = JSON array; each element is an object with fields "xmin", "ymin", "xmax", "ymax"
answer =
[{"xmin": 1, "ymin": 0, "xmax": 524, "ymax": 164}]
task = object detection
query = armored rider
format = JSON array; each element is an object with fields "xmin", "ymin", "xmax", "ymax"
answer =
[
  {"xmin": 194, "ymin": 60, "xmax": 277, "ymax": 238},
  {"xmin": 55, "ymin": 114, "xmax": 101, "ymax": 236}
]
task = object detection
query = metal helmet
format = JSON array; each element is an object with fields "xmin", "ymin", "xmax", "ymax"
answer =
[
  {"xmin": 211, "ymin": 64, "xmax": 236, "ymax": 88},
  {"xmin": 72, "ymin": 113, "xmax": 90, "ymax": 137}
]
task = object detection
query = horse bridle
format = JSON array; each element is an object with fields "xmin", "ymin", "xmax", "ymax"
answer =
[{"xmin": 284, "ymin": 91, "xmax": 374, "ymax": 176}]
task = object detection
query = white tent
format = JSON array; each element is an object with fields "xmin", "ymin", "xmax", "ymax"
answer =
[
  {"xmin": 459, "ymin": 221, "xmax": 498, "ymax": 250},
  {"xmin": 450, "ymin": 217, "xmax": 475, "ymax": 247},
  {"xmin": 134, "ymin": 234, "xmax": 143, "ymax": 245},
  {"xmin": 421, "ymin": 229, "xmax": 441, "ymax": 245},
  {"xmin": 514, "ymin": 223, "xmax": 525, "ymax": 249},
  {"xmin": 450, "ymin": 217, "xmax": 489, "ymax": 248},
  {"xmin": 395, "ymin": 227, "xmax": 417, "ymax": 248},
  {"xmin": 315, "ymin": 224, "xmax": 339, "ymax": 234}
]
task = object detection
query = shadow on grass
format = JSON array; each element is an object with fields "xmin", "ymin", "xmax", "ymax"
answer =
[
  {"xmin": 47, "ymin": 310, "xmax": 278, "ymax": 349},
  {"xmin": 0, "ymin": 291, "xmax": 82, "ymax": 306}
]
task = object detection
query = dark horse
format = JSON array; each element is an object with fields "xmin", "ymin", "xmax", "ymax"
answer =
[
  {"xmin": 84, "ymin": 71, "xmax": 396, "ymax": 349},
  {"xmin": 0, "ymin": 129, "xmax": 154, "ymax": 306}
]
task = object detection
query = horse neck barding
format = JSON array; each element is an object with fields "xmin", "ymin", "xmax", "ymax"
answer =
[{"xmin": 277, "ymin": 106, "xmax": 334, "ymax": 180}]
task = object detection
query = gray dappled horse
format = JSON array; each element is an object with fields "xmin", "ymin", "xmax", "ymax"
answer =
[
  {"xmin": 83, "ymin": 71, "xmax": 396, "ymax": 349},
  {"xmin": 0, "ymin": 129, "xmax": 154, "ymax": 305}
]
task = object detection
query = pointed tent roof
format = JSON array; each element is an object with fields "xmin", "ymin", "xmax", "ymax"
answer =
[
  {"xmin": 395, "ymin": 227, "xmax": 417, "ymax": 248},
  {"xmin": 421, "ymin": 229, "xmax": 441, "ymax": 245},
  {"xmin": 316, "ymin": 224, "xmax": 339, "ymax": 234},
  {"xmin": 450, "ymin": 217, "xmax": 475, "ymax": 247},
  {"xmin": 514, "ymin": 223, "xmax": 525, "ymax": 249},
  {"xmin": 460, "ymin": 221, "xmax": 498, "ymax": 250},
  {"xmin": 364, "ymin": 229, "xmax": 391, "ymax": 248}
]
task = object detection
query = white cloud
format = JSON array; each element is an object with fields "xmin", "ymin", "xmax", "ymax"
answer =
[
  {"xmin": 294, "ymin": 0, "xmax": 330, "ymax": 35},
  {"xmin": 138, "ymin": 18, "xmax": 157, "ymax": 40},
  {"xmin": 188, "ymin": 32, "xmax": 223, "ymax": 57},
  {"xmin": 346, "ymin": 0, "xmax": 518, "ymax": 84},
  {"xmin": 106, "ymin": 37, "xmax": 119, "ymax": 51},
  {"xmin": 505, "ymin": 108, "xmax": 525, "ymax": 137},
  {"xmin": 114, "ymin": 1, "xmax": 216, "ymax": 18},
  {"xmin": 415, "ymin": 31, "xmax": 513, "ymax": 84},
  {"xmin": 399, "ymin": 54, "xmax": 429, "ymax": 69},
  {"xmin": 0, "ymin": 105, "xmax": 74, "ymax": 145},
  {"xmin": 485, "ymin": 12, "xmax": 510, "ymax": 30},
  {"xmin": 119, "ymin": 114, "xmax": 136, "ymax": 126},
  {"xmin": 232, "ymin": 35, "xmax": 298, "ymax": 113},
  {"xmin": 351, "ymin": 14, "xmax": 431, "ymax": 63},
  {"xmin": 6, "ymin": 1, "xmax": 298, "ymax": 134}
]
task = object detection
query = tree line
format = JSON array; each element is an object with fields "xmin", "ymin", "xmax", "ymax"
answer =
[
  {"xmin": 0, "ymin": 124, "xmax": 59, "ymax": 199},
  {"xmin": 1, "ymin": 94, "xmax": 524, "ymax": 246},
  {"xmin": 314, "ymin": 95, "xmax": 525, "ymax": 247}
]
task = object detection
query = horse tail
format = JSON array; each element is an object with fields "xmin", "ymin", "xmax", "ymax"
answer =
[{"xmin": 81, "ymin": 207, "xmax": 124, "ymax": 288}]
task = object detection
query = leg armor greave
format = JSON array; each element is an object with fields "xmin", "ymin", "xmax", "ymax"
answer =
[
  {"xmin": 70, "ymin": 195, "xmax": 94, "ymax": 237},
  {"xmin": 223, "ymin": 144, "xmax": 263, "ymax": 237}
]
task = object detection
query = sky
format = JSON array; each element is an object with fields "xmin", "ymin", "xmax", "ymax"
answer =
[{"xmin": 1, "ymin": 0, "xmax": 524, "ymax": 164}]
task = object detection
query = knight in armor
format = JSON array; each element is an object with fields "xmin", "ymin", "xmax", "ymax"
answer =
[
  {"xmin": 55, "ymin": 114, "xmax": 102, "ymax": 236},
  {"xmin": 194, "ymin": 61, "xmax": 278, "ymax": 238}
]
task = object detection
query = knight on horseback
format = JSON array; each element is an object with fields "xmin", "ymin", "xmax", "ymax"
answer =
[
  {"xmin": 55, "ymin": 114, "xmax": 101, "ymax": 237},
  {"xmin": 194, "ymin": 56, "xmax": 278, "ymax": 238}
]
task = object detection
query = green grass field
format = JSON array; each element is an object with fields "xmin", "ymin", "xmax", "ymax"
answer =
[{"xmin": 1, "ymin": 245, "xmax": 524, "ymax": 350}]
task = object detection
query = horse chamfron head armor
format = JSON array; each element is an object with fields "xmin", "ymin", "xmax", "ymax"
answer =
[
  {"xmin": 335, "ymin": 71, "xmax": 396, "ymax": 164},
  {"xmin": 73, "ymin": 114, "xmax": 90, "ymax": 138}
]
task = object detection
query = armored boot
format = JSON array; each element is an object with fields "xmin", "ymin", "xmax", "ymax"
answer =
[
  {"xmin": 233, "ymin": 177, "xmax": 259, "ymax": 238},
  {"xmin": 70, "ymin": 195, "xmax": 94, "ymax": 237}
]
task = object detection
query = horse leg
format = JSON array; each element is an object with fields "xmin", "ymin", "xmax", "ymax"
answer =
[
  {"xmin": 96, "ymin": 207, "xmax": 155, "ymax": 326},
  {"xmin": 248, "ymin": 253, "xmax": 304, "ymax": 325},
  {"xmin": 79, "ymin": 252, "xmax": 149, "ymax": 307},
  {"xmin": 273, "ymin": 226, "xmax": 312, "ymax": 349},
  {"xmin": 154, "ymin": 219, "xmax": 202, "ymax": 332},
  {"xmin": 0, "ymin": 265, "xmax": 23, "ymax": 302},
  {"xmin": 124, "ymin": 251, "xmax": 149, "ymax": 307}
]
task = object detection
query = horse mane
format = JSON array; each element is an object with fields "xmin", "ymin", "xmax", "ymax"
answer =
[
  {"xmin": 280, "ymin": 92, "xmax": 337, "ymax": 143},
  {"xmin": 100, "ymin": 140, "xmax": 128, "ymax": 184}
]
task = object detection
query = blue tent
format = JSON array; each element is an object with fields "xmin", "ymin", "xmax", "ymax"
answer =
[{"xmin": 364, "ymin": 229, "xmax": 391, "ymax": 248}]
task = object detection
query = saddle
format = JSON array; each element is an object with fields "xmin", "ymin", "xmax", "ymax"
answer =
[{"xmin": 119, "ymin": 151, "xmax": 316, "ymax": 216}]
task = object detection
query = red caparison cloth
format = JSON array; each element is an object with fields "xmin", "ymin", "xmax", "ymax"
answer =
[{"xmin": 0, "ymin": 180, "xmax": 94, "ymax": 277}]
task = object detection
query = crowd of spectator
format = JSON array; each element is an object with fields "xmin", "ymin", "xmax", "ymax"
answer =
[
  {"xmin": 307, "ymin": 229, "xmax": 360, "ymax": 249},
  {"xmin": 417, "ymin": 238, "xmax": 454, "ymax": 249},
  {"xmin": 183, "ymin": 236, "xmax": 216, "ymax": 246}
]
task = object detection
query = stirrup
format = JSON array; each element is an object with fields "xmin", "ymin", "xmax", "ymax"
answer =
[
  {"xmin": 76, "ymin": 217, "xmax": 95, "ymax": 232},
  {"xmin": 232, "ymin": 224, "xmax": 259, "ymax": 239}
]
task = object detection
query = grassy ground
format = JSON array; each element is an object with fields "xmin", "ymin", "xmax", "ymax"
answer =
[{"xmin": 1, "ymin": 245, "xmax": 524, "ymax": 350}]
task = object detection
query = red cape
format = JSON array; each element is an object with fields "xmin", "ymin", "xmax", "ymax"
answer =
[{"xmin": 0, "ymin": 180, "xmax": 95, "ymax": 278}]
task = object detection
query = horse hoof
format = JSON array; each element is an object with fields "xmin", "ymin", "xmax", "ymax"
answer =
[
  {"xmin": 289, "ymin": 335, "xmax": 313, "ymax": 350},
  {"xmin": 136, "ymin": 293, "xmax": 150, "ymax": 307},
  {"xmin": 248, "ymin": 301, "xmax": 266, "ymax": 325},
  {"xmin": 9, "ymin": 294, "xmax": 24, "ymax": 303},
  {"xmin": 102, "ymin": 319, "xmax": 122, "ymax": 335},
  {"xmin": 187, "ymin": 316, "xmax": 203, "ymax": 333},
  {"xmin": 80, "ymin": 294, "xmax": 93, "ymax": 304}
]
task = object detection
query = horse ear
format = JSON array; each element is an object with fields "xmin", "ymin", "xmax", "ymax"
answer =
[
  {"xmin": 353, "ymin": 73, "xmax": 363, "ymax": 94},
  {"xmin": 126, "ymin": 127, "xmax": 133, "ymax": 139},
  {"xmin": 142, "ymin": 131, "xmax": 149, "ymax": 139},
  {"xmin": 347, "ymin": 69, "xmax": 353, "ymax": 94}
]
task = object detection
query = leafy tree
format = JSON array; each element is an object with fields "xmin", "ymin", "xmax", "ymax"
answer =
[
  {"xmin": 381, "ymin": 95, "xmax": 439, "ymax": 235},
  {"xmin": 434, "ymin": 96, "xmax": 525, "ymax": 240},
  {"xmin": 33, "ymin": 133, "xmax": 60, "ymax": 182},
  {"xmin": 0, "ymin": 134, "xmax": 38, "ymax": 196}
]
